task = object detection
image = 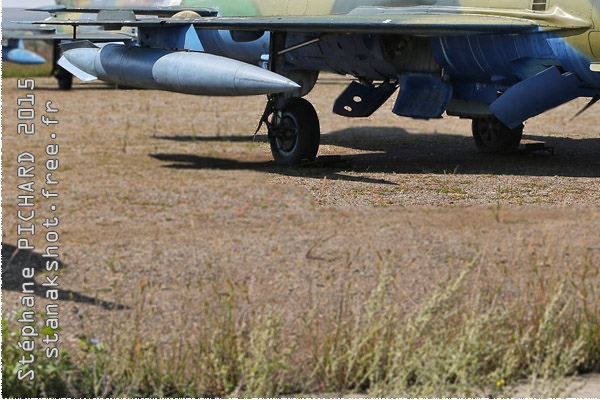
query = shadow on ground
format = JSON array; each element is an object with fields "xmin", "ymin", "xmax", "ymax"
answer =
[
  {"xmin": 153, "ymin": 126, "xmax": 600, "ymax": 178},
  {"xmin": 150, "ymin": 153, "xmax": 395, "ymax": 185},
  {"xmin": 1, "ymin": 243, "xmax": 128, "ymax": 310}
]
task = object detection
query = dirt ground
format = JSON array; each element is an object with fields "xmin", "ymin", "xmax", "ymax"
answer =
[{"xmin": 2, "ymin": 76, "xmax": 600, "ymax": 396}]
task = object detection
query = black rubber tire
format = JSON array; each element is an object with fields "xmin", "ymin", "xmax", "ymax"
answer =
[
  {"xmin": 472, "ymin": 116, "xmax": 523, "ymax": 153},
  {"xmin": 56, "ymin": 67, "xmax": 73, "ymax": 91},
  {"xmin": 269, "ymin": 97, "xmax": 320, "ymax": 166}
]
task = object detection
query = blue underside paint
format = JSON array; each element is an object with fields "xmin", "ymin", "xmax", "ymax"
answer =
[
  {"xmin": 393, "ymin": 74, "xmax": 453, "ymax": 119},
  {"xmin": 285, "ymin": 33, "xmax": 398, "ymax": 79},
  {"xmin": 431, "ymin": 33, "xmax": 559, "ymax": 86},
  {"xmin": 2, "ymin": 45, "xmax": 46, "ymax": 65},
  {"xmin": 490, "ymin": 67, "xmax": 586, "ymax": 128},
  {"xmin": 130, "ymin": 24, "xmax": 600, "ymax": 122},
  {"xmin": 196, "ymin": 29, "xmax": 269, "ymax": 65},
  {"xmin": 139, "ymin": 25, "xmax": 204, "ymax": 52},
  {"xmin": 546, "ymin": 37, "xmax": 600, "ymax": 88},
  {"xmin": 283, "ymin": 31, "xmax": 600, "ymax": 123},
  {"xmin": 451, "ymin": 81, "xmax": 498, "ymax": 104},
  {"xmin": 432, "ymin": 33, "xmax": 600, "ymax": 124}
]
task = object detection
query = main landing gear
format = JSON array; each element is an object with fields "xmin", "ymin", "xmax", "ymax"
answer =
[
  {"xmin": 263, "ymin": 32, "xmax": 322, "ymax": 166},
  {"xmin": 262, "ymin": 104, "xmax": 526, "ymax": 165},
  {"xmin": 54, "ymin": 66, "xmax": 73, "ymax": 91},
  {"xmin": 261, "ymin": 97, "xmax": 321, "ymax": 166},
  {"xmin": 471, "ymin": 115, "xmax": 524, "ymax": 153},
  {"xmin": 52, "ymin": 40, "xmax": 73, "ymax": 90}
]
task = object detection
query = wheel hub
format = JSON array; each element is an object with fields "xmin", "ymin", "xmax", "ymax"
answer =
[
  {"xmin": 472, "ymin": 116, "xmax": 523, "ymax": 153},
  {"xmin": 269, "ymin": 113, "xmax": 299, "ymax": 155}
]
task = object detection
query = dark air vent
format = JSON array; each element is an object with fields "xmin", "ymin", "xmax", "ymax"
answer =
[{"xmin": 532, "ymin": 0, "xmax": 547, "ymax": 11}]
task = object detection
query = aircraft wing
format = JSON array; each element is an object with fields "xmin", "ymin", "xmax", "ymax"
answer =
[
  {"xmin": 2, "ymin": 8, "xmax": 52, "ymax": 64},
  {"xmin": 28, "ymin": 5, "xmax": 218, "ymax": 17},
  {"xmin": 3, "ymin": 8, "xmax": 54, "ymax": 36},
  {"xmin": 21, "ymin": 6, "xmax": 590, "ymax": 35},
  {"xmin": 5, "ymin": 32, "xmax": 136, "ymax": 41},
  {"xmin": 3, "ymin": 29, "xmax": 137, "ymax": 40},
  {"xmin": 3, "ymin": 7, "xmax": 137, "ymax": 41}
]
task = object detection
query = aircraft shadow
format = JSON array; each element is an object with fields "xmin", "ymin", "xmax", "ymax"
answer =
[
  {"xmin": 155, "ymin": 134, "xmax": 260, "ymax": 143},
  {"xmin": 153, "ymin": 127, "xmax": 600, "ymax": 178},
  {"xmin": 1, "ymin": 243, "xmax": 128, "ymax": 310},
  {"xmin": 321, "ymin": 127, "xmax": 600, "ymax": 177},
  {"xmin": 150, "ymin": 153, "xmax": 396, "ymax": 185}
]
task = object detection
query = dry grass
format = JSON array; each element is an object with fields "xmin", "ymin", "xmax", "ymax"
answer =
[
  {"xmin": 3, "ymin": 253, "xmax": 599, "ymax": 397},
  {"xmin": 2, "ymin": 76, "xmax": 600, "ymax": 396}
]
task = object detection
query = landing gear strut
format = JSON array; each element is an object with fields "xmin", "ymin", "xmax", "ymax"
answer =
[
  {"xmin": 52, "ymin": 40, "xmax": 73, "ymax": 90},
  {"xmin": 262, "ymin": 31, "xmax": 321, "ymax": 165},
  {"xmin": 472, "ymin": 116, "xmax": 523, "ymax": 153},
  {"xmin": 55, "ymin": 66, "xmax": 73, "ymax": 90},
  {"xmin": 267, "ymin": 97, "xmax": 320, "ymax": 166}
]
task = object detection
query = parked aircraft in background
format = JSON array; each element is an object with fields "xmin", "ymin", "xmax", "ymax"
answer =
[
  {"xmin": 2, "ymin": 37, "xmax": 47, "ymax": 65},
  {"xmin": 2, "ymin": 7, "xmax": 48, "ymax": 65},
  {"xmin": 3, "ymin": 1, "xmax": 169, "ymax": 89},
  {"xmin": 23, "ymin": 0, "xmax": 600, "ymax": 165}
]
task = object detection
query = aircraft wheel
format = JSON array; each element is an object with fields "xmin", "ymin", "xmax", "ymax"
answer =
[
  {"xmin": 55, "ymin": 66, "xmax": 73, "ymax": 91},
  {"xmin": 269, "ymin": 97, "xmax": 320, "ymax": 165},
  {"xmin": 472, "ymin": 116, "xmax": 523, "ymax": 153}
]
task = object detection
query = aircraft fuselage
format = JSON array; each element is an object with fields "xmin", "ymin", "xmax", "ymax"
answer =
[{"xmin": 46, "ymin": 0, "xmax": 600, "ymax": 164}]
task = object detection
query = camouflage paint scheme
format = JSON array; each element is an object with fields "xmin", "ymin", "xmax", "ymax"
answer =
[
  {"xmin": 50, "ymin": 0, "xmax": 600, "ymax": 58},
  {"xmin": 47, "ymin": 0, "xmax": 600, "ymax": 87}
]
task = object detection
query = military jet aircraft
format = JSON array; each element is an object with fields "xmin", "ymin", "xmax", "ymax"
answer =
[
  {"xmin": 25, "ymin": 0, "xmax": 600, "ymax": 165},
  {"xmin": 3, "ymin": 1, "xmax": 172, "ymax": 89},
  {"xmin": 2, "ymin": 7, "xmax": 49, "ymax": 65}
]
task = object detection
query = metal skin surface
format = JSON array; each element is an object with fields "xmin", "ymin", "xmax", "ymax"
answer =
[
  {"xmin": 23, "ymin": 0, "xmax": 600, "ymax": 162},
  {"xmin": 60, "ymin": 43, "xmax": 300, "ymax": 95}
]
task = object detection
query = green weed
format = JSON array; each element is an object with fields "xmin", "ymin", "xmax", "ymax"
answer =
[
  {"xmin": 1, "ymin": 314, "xmax": 83, "ymax": 397},
  {"xmin": 2, "ymin": 257, "xmax": 599, "ymax": 397}
]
